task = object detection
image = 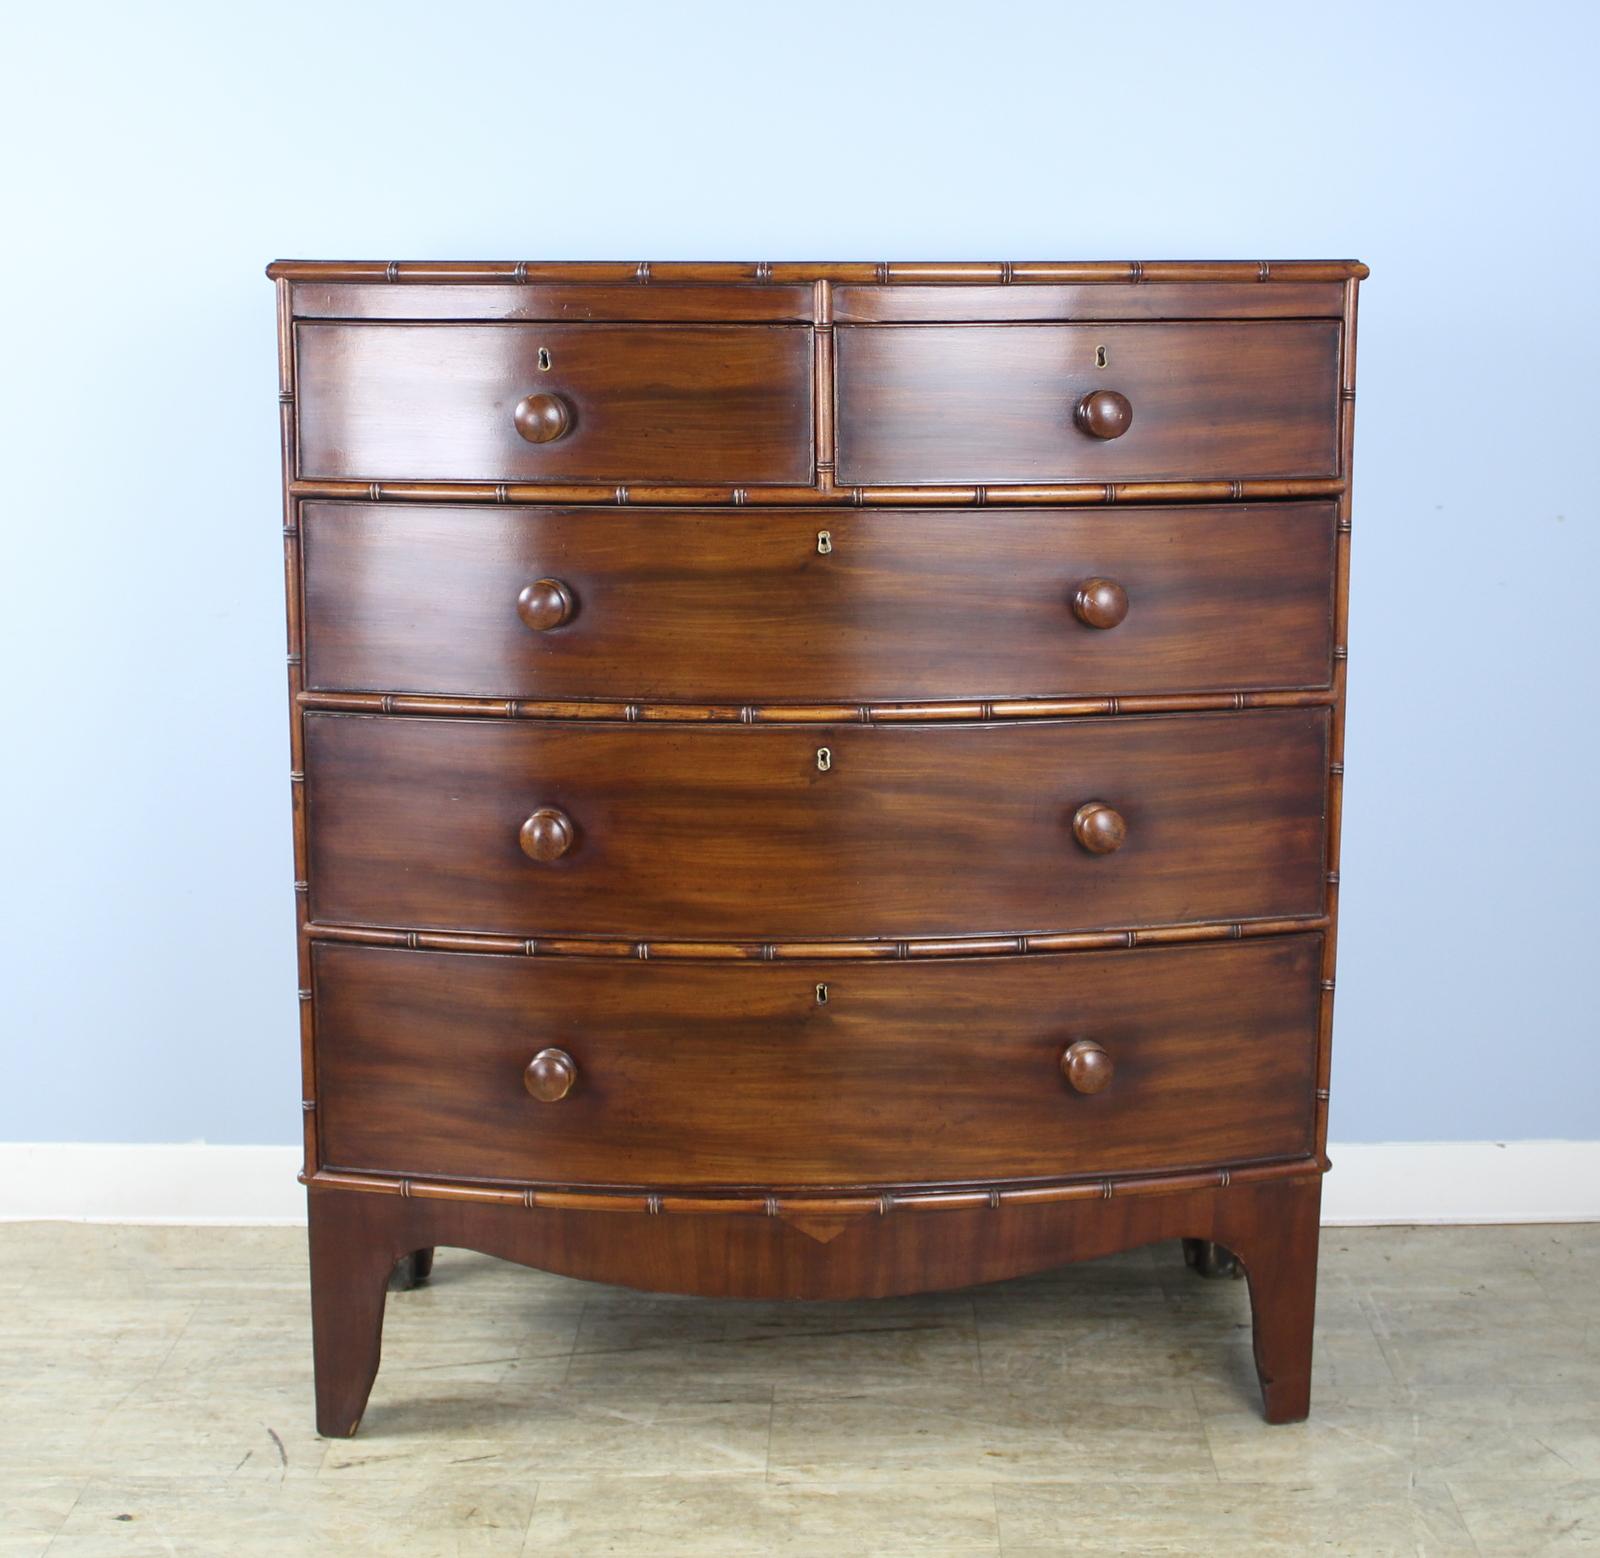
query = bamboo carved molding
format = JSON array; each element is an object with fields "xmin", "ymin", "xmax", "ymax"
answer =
[
  {"xmin": 302, "ymin": 913, "xmax": 1331, "ymax": 963},
  {"xmin": 304, "ymin": 1154, "xmax": 1326, "ymax": 1218},
  {"xmin": 287, "ymin": 477, "xmax": 1346, "ymax": 509},
  {"xmin": 269, "ymin": 260, "xmax": 1370, "ymax": 285},
  {"xmin": 295, "ymin": 687, "xmax": 1337, "ymax": 725}
]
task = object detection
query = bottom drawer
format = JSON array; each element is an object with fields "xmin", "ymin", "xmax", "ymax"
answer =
[{"xmin": 313, "ymin": 936, "xmax": 1321, "ymax": 1189}]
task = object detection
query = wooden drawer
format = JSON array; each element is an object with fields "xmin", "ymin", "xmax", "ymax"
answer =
[
  {"xmin": 835, "ymin": 321, "xmax": 1340, "ymax": 484},
  {"xmin": 295, "ymin": 323, "xmax": 814, "ymax": 483},
  {"xmin": 301, "ymin": 501, "xmax": 1336, "ymax": 702},
  {"xmin": 313, "ymin": 935, "xmax": 1322, "ymax": 1187},
  {"xmin": 304, "ymin": 709, "xmax": 1328, "ymax": 940}
]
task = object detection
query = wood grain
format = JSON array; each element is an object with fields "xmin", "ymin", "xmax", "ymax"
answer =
[
  {"xmin": 284, "ymin": 279, "xmax": 1344, "ymax": 325},
  {"xmin": 305, "ymin": 1170, "xmax": 1322, "ymax": 1423},
  {"xmin": 303, "ymin": 709, "xmax": 1329, "ymax": 940},
  {"xmin": 295, "ymin": 323, "xmax": 813, "ymax": 484},
  {"xmin": 831, "ymin": 281, "xmax": 1347, "ymax": 322},
  {"xmin": 288, "ymin": 282, "xmax": 816, "ymax": 323},
  {"xmin": 274, "ymin": 257, "xmax": 1363, "ymax": 1437},
  {"xmin": 835, "ymin": 322, "xmax": 1340, "ymax": 484},
  {"xmin": 313, "ymin": 935, "xmax": 1321, "ymax": 1187},
  {"xmin": 299, "ymin": 502, "xmax": 1337, "ymax": 703}
]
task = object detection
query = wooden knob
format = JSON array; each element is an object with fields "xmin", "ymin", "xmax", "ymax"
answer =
[
  {"xmin": 513, "ymin": 392, "xmax": 572, "ymax": 444},
  {"xmin": 1061, "ymin": 1039, "xmax": 1114, "ymax": 1094},
  {"xmin": 519, "ymin": 808, "xmax": 574, "ymax": 862},
  {"xmin": 517, "ymin": 578, "xmax": 577, "ymax": 632},
  {"xmin": 524, "ymin": 1047, "xmax": 577, "ymax": 1102},
  {"xmin": 1072, "ymin": 801, "xmax": 1127, "ymax": 855},
  {"xmin": 1072, "ymin": 578, "xmax": 1129, "ymax": 630},
  {"xmin": 1074, "ymin": 389, "xmax": 1133, "ymax": 440}
]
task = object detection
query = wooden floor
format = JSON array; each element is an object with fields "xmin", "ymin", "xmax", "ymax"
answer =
[{"xmin": 3, "ymin": 1222, "xmax": 1596, "ymax": 1556}]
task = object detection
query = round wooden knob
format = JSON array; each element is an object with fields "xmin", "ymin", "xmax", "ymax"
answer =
[
  {"xmin": 517, "ymin": 578, "xmax": 577, "ymax": 632},
  {"xmin": 513, "ymin": 392, "xmax": 572, "ymax": 444},
  {"xmin": 519, "ymin": 808, "xmax": 575, "ymax": 862},
  {"xmin": 524, "ymin": 1047, "xmax": 577, "ymax": 1102},
  {"xmin": 1072, "ymin": 801, "xmax": 1127, "ymax": 855},
  {"xmin": 1074, "ymin": 389, "xmax": 1133, "ymax": 440},
  {"xmin": 1061, "ymin": 1039, "xmax": 1114, "ymax": 1094},
  {"xmin": 1072, "ymin": 578, "xmax": 1129, "ymax": 630}
]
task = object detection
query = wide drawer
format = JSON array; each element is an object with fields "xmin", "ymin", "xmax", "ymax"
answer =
[
  {"xmin": 304, "ymin": 709, "xmax": 1328, "ymax": 940},
  {"xmin": 295, "ymin": 323, "xmax": 814, "ymax": 484},
  {"xmin": 835, "ymin": 321, "xmax": 1340, "ymax": 484},
  {"xmin": 313, "ymin": 935, "xmax": 1322, "ymax": 1187},
  {"xmin": 301, "ymin": 502, "xmax": 1337, "ymax": 702}
]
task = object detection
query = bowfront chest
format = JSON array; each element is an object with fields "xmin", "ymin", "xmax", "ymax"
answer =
[{"xmin": 269, "ymin": 258, "xmax": 1365, "ymax": 1434}]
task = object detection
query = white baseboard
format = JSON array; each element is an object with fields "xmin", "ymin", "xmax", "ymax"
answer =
[
  {"xmin": 2, "ymin": 1141, "xmax": 1597, "ymax": 1226},
  {"xmin": 1, "ymin": 1144, "xmax": 307, "ymax": 1225},
  {"xmin": 1319, "ymin": 1141, "xmax": 1600, "ymax": 1225}
]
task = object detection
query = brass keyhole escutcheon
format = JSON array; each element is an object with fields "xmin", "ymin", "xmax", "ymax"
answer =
[
  {"xmin": 815, "ymin": 983, "xmax": 829, "ymax": 1005},
  {"xmin": 537, "ymin": 346, "xmax": 552, "ymax": 371},
  {"xmin": 816, "ymin": 747, "xmax": 832, "ymax": 772},
  {"xmin": 817, "ymin": 530, "xmax": 833, "ymax": 555},
  {"xmin": 1094, "ymin": 344, "xmax": 1108, "ymax": 368}
]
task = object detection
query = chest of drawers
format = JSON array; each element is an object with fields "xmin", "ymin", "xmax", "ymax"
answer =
[{"xmin": 270, "ymin": 258, "xmax": 1365, "ymax": 1435}]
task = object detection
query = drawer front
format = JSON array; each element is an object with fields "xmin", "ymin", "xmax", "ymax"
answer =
[
  {"xmin": 295, "ymin": 323, "xmax": 814, "ymax": 484},
  {"xmin": 304, "ymin": 709, "xmax": 1327, "ymax": 939},
  {"xmin": 302, "ymin": 502, "xmax": 1336, "ymax": 702},
  {"xmin": 313, "ymin": 935, "xmax": 1321, "ymax": 1187},
  {"xmin": 835, "ymin": 322, "xmax": 1340, "ymax": 484}
]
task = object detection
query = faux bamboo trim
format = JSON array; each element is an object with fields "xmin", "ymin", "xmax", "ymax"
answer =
[
  {"xmin": 303, "ymin": 1155, "xmax": 1324, "ymax": 1216},
  {"xmin": 276, "ymin": 276, "xmax": 317, "ymax": 1179},
  {"xmin": 267, "ymin": 259, "xmax": 1369, "ymax": 285},
  {"xmin": 1315, "ymin": 275, "xmax": 1360, "ymax": 1153},
  {"xmin": 304, "ymin": 915, "xmax": 1328, "ymax": 963},
  {"xmin": 813, "ymin": 279, "xmax": 836, "ymax": 490},
  {"xmin": 287, "ymin": 477, "xmax": 1345, "ymax": 509},
  {"xmin": 297, "ymin": 688, "xmax": 1334, "ymax": 724}
]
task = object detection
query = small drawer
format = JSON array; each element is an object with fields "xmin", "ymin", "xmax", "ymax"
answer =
[
  {"xmin": 303, "ymin": 708, "xmax": 1328, "ymax": 941},
  {"xmin": 295, "ymin": 323, "xmax": 814, "ymax": 484},
  {"xmin": 300, "ymin": 501, "xmax": 1337, "ymax": 703},
  {"xmin": 835, "ymin": 321, "xmax": 1340, "ymax": 485},
  {"xmin": 313, "ymin": 935, "xmax": 1322, "ymax": 1188}
]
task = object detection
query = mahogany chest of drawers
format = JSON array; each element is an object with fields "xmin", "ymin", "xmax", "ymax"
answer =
[{"xmin": 269, "ymin": 258, "xmax": 1365, "ymax": 1435}]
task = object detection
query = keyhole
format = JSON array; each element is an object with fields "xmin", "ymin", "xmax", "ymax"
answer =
[
  {"xmin": 815, "ymin": 983, "xmax": 829, "ymax": 1005},
  {"xmin": 537, "ymin": 347, "xmax": 552, "ymax": 372},
  {"xmin": 816, "ymin": 747, "xmax": 832, "ymax": 772},
  {"xmin": 1094, "ymin": 345, "xmax": 1108, "ymax": 369},
  {"xmin": 817, "ymin": 530, "xmax": 833, "ymax": 555}
]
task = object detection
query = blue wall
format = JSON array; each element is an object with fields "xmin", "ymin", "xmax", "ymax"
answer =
[{"xmin": 3, "ymin": 1, "xmax": 1596, "ymax": 1144}]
